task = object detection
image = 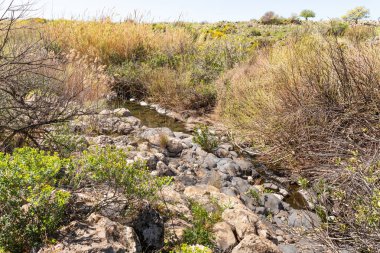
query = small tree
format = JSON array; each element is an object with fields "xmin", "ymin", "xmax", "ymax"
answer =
[
  {"xmin": 300, "ymin": 9, "xmax": 316, "ymax": 21},
  {"xmin": 342, "ymin": 6, "xmax": 370, "ymax": 24}
]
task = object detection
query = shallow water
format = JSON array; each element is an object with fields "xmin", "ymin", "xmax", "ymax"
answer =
[{"xmin": 109, "ymin": 100, "xmax": 189, "ymax": 133}]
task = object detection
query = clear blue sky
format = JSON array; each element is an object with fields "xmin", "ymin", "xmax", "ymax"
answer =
[{"xmin": 39, "ymin": 0, "xmax": 380, "ymax": 22}]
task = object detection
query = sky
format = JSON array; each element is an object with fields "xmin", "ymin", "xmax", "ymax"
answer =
[{"xmin": 37, "ymin": 0, "xmax": 380, "ymax": 22}]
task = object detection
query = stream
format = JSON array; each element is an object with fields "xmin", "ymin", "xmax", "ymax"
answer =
[
  {"xmin": 110, "ymin": 100, "xmax": 188, "ymax": 133},
  {"xmin": 110, "ymin": 99, "xmax": 309, "ymax": 210}
]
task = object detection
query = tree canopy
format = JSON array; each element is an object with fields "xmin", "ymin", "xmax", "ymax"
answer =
[
  {"xmin": 342, "ymin": 6, "xmax": 370, "ymax": 24},
  {"xmin": 300, "ymin": 9, "xmax": 316, "ymax": 21}
]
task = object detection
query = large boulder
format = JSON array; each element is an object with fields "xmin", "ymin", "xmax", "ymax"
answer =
[
  {"xmin": 38, "ymin": 213, "xmax": 142, "ymax": 253},
  {"xmin": 213, "ymin": 222, "xmax": 238, "ymax": 251},
  {"xmin": 113, "ymin": 108, "xmax": 132, "ymax": 117},
  {"xmin": 166, "ymin": 137, "xmax": 184, "ymax": 156},
  {"xmin": 222, "ymin": 206, "xmax": 259, "ymax": 240},
  {"xmin": 132, "ymin": 206, "xmax": 164, "ymax": 251},
  {"xmin": 231, "ymin": 234, "xmax": 281, "ymax": 253},
  {"xmin": 140, "ymin": 127, "xmax": 175, "ymax": 146}
]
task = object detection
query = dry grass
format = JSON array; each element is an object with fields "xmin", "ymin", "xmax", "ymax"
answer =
[
  {"xmin": 217, "ymin": 26, "xmax": 380, "ymax": 251},
  {"xmin": 217, "ymin": 27, "xmax": 380, "ymax": 173},
  {"xmin": 45, "ymin": 20, "xmax": 193, "ymax": 65},
  {"xmin": 62, "ymin": 50, "xmax": 111, "ymax": 104}
]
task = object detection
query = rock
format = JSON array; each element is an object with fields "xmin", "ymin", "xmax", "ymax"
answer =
[
  {"xmin": 274, "ymin": 210, "xmax": 289, "ymax": 226},
  {"xmin": 219, "ymin": 143, "xmax": 234, "ymax": 151},
  {"xmin": 157, "ymin": 107, "xmax": 167, "ymax": 115},
  {"xmin": 140, "ymin": 128, "xmax": 175, "ymax": 146},
  {"xmin": 231, "ymin": 234, "xmax": 281, "ymax": 253},
  {"xmin": 113, "ymin": 108, "xmax": 132, "ymax": 117},
  {"xmin": 215, "ymin": 147, "xmax": 230, "ymax": 158},
  {"xmin": 133, "ymin": 206, "xmax": 164, "ymax": 251},
  {"xmin": 213, "ymin": 222, "xmax": 237, "ymax": 251},
  {"xmin": 288, "ymin": 210, "xmax": 321, "ymax": 229},
  {"xmin": 92, "ymin": 135, "xmax": 114, "ymax": 146},
  {"xmin": 273, "ymin": 193, "xmax": 285, "ymax": 201},
  {"xmin": 231, "ymin": 177, "xmax": 250, "ymax": 194},
  {"xmin": 205, "ymin": 170, "xmax": 223, "ymax": 189},
  {"xmin": 123, "ymin": 116, "xmax": 141, "ymax": 127},
  {"xmin": 99, "ymin": 109, "xmax": 112, "ymax": 115},
  {"xmin": 165, "ymin": 218, "xmax": 191, "ymax": 241},
  {"xmin": 195, "ymin": 146, "xmax": 208, "ymax": 158},
  {"xmin": 167, "ymin": 138, "xmax": 183, "ymax": 156},
  {"xmin": 279, "ymin": 188, "xmax": 289, "ymax": 197},
  {"xmin": 117, "ymin": 122, "xmax": 134, "ymax": 135},
  {"xmin": 278, "ymin": 244, "xmax": 298, "ymax": 253},
  {"xmin": 38, "ymin": 214, "xmax": 142, "ymax": 253},
  {"xmin": 233, "ymin": 158, "xmax": 255, "ymax": 176},
  {"xmin": 221, "ymin": 187, "xmax": 239, "ymax": 197},
  {"xmin": 140, "ymin": 101, "xmax": 148, "ymax": 106},
  {"xmin": 297, "ymin": 189, "xmax": 317, "ymax": 210},
  {"xmin": 264, "ymin": 183, "xmax": 279, "ymax": 191},
  {"xmin": 261, "ymin": 193, "xmax": 285, "ymax": 214},
  {"xmin": 255, "ymin": 206, "xmax": 267, "ymax": 215},
  {"xmin": 222, "ymin": 207, "xmax": 259, "ymax": 239},
  {"xmin": 218, "ymin": 161, "xmax": 240, "ymax": 177},
  {"xmin": 183, "ymin": 185, "xmax": 243, "ymax": 207},
  {"xmin": 202, "ymin": 153, "xmax": 220, "ymax": 169}
]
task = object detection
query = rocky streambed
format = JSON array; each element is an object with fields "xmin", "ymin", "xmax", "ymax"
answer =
[{"xmin": 40, "ymin": 103, "xmax": 331, "ymax": 253}]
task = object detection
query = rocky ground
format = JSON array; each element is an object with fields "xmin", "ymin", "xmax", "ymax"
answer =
[{"xmin": 39, "ymin": 107, "xmax": 331, "ymax": 253}]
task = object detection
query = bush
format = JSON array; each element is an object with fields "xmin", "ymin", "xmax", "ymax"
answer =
[
  {"xmin": 0, "ymin": 148, "xmax": 71, "ymax": 252},
  {"xmin": 326, "ymin": 20, "xmax": 348, "ymax": 36},
  {"xmin": 183, "ymin": 201, "xmax": 223, "ymax": 248},
  {"xmin": 193, "ymin": 125, "xmax": 218, "ymax": 152},
  {"xmin": 315, "ymin": 155, "xmax": 380, "ymax": 252},
  {"xmin": 217, "ymin": 28, "xmax": 380, "ymax": 171},
  {"xmin": 217, "ymin": 24, "xmax": 380, "ymax": 252},
  {"xmin": 72, "ymin": 146, "xmax": 172, "ymax": 203},
  {"xmin": 260, "ymin": 11, "xmax": 284, "ymax": 25},
  {"xmin": 171, "ymin": 244, "xmax": 212, "ymax": 253}
]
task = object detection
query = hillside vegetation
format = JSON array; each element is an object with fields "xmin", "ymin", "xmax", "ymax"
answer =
[{"xmin": 0, "ymin": 5, "xmax": 379, "ymax": 252}]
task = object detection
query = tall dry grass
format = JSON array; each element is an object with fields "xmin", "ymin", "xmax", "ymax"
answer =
[
  {"xmin": 217, "ymin": 26, "xmax": 380, "ymax": 173},
  {"xmin": 217, "ymin": 26, "xmax": 380, "ymax": 250},
  {"xmin": 45, "ymin": 20, "xmax": 194, "ymax": 65}
]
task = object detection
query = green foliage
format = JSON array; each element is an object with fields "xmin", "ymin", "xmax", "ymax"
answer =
[
  {"xmin": 249, "ymin": 189, "xmax": 261, "ymax": 204},
  {"xmin": 171, "ymin": 244, "xmax": 212, "ymax": 253},
  {"xmin": 327, "ymin": 20, "xmax": 349, "ymax": 36},
  {"xmin": 297, "ymin": 177, "xmax": 310, "ymax": 189},
  {"xmin": 72, "ymin": 146, "xmax": 172, "ymax": 201},
  {"xmin": 42, "ymin": 123, "xmax": 89, "ymax": 157},
  {"xmin": 300, "ymin": 10, "xmax": 316, "ymax": 20},
  {"xmin": 183, "ymin": 201, "xmax": 223, "ymax": 248},
  {"xmin": 0, "ymin": 148, "xmax": 71, "ymax": 252},
  {"xmin": 342, "ymin": 6, "xmax": 370, "ymax": 23},
  {"xmin": 193, "ymin": 125, "xmax": 218, "ymax": 152},
  {"xmin": 260, "ymin": 11, "xmax": 285, "ymax": 25}
]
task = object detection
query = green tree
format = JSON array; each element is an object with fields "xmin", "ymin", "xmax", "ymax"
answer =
[
  {"xmin": 342, "ymin": 6, "xmax": 370, "ymax": 24},
  {"xmin": 300, "ymin": 10, "xmax": 316, "ymax": 21}
]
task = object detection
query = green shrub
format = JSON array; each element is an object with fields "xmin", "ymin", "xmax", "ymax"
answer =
[
  {"xmin": 183, "ymin": 201, "xmax": 223, "ymax": 248},
  {"xmin": 0, "ymin": 148, "xmax": 71, "ymax": 252},
  {"xmin": 193, "ymin": 125, "xmax": 218, "ymax": 152},
  {"xmin": 327, "ymin": 20, "xmax": 348, "ymax": 36},
  {"xmin": 42, "ymin": 123, "xmax": 89, "ymax": 157},
  {"xmin": 72, "ymin": 146, "xmax": 172, "ymax": 202},
  {"xmin": 171, "ymin": 244, "xmax": 212, "ymax": 253}
]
